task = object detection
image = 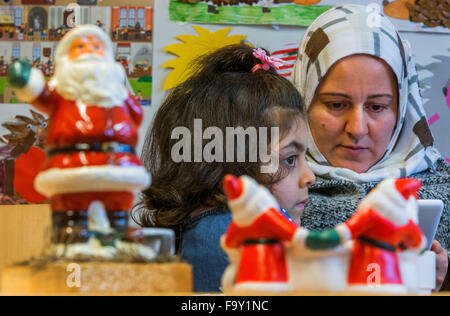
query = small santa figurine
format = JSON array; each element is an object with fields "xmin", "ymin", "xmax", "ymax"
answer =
[
  {"xmin": 345, "ymin": 178, "xmax": 425, "ymax": 293},
  {"xmin": 221, "ymin": 175, "xmax": 427, "ymax": 293},
  {"xmin": 334, "ymin": 178, "xmax": 426, "ymax": 293},
  {"xmin": 298, "ymin": 178, "xmax": 426, "ymax": 293},
  {"xmin": 221, "ymin": 174, "xmax": 304, "ymax": 292},
  {"xmin": 8, "ymin": 25, "xmax": 151, "ymax": 244}
]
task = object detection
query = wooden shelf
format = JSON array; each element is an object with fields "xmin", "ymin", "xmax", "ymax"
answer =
[
  {"xmin": 0, "ymin": 204, "xmax": 51, "ymax": 292},
  {"xmin": 2, "ymin": 262, "xmax": 192, "ymax": 294}
]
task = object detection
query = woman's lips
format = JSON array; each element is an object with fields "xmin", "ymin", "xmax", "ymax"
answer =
[{"xmin": 339, "ymin": 145, "xmax": 368, "ymax": 155}]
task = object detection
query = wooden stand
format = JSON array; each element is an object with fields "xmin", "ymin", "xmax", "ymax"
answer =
[
  {"xmin": 0, "ymin": 204, "xmax": 51, "ymax": 291},
  {"xmin": 2, "ymin": 262, "xmax": 192, "ymax": 294},
  {"xmin": 0, "ymin": 204, "xmax": 193, "ymax": 294}
]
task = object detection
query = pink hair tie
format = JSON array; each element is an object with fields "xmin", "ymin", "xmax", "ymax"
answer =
[{"xmin": 251, "ymin": 48, "xmax": 285, "ymax": 72}]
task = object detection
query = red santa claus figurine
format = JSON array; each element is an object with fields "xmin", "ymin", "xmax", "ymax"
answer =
[
  {"xmin": 339, "ymin": 178, "xmax": 426, "ymax": 293},
  {"xmin": 221, "ymin": 174, "xmax": 305, "ymax": 292},
  {"xmin": 8, "ymin": 25, "xmax": 151, "ymax": 244},
  {"xmin": 300, "ymin": 178, "xmax": 426, "ymax": 293}
]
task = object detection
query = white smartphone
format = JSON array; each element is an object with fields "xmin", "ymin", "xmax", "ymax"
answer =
[{"xmin": 418, "ymin": 200, "xmax": 444, "ymax": 250}]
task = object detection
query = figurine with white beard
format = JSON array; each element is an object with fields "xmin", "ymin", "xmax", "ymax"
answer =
[
  {"xmin": 221, "ymin": 175, "xmax": 427, "ymax": 294},
  {"xmin": 8, "ymin": 25, "xmax": 151, "ymax": 254}
]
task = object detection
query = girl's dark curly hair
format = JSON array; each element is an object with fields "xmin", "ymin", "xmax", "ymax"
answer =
[{"xmin": 133, "ymin": 44, "xmax": 305, "ymax": 236}]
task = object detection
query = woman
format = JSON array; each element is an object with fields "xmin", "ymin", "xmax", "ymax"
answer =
[{"xmin": 292, "ymin": 4, "xmax": 449, "ymax": 291}]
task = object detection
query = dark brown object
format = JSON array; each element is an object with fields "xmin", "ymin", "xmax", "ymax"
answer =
[
  {"xmin": 43, "ymin": 47, "xmax": 52, "ymax": 58},
  {"xmin": 407, "ymin": 0, "xmax": 450, "ymax": 29},
  {"xmin": 208, "ymin": 5, "xmax": 219, "ymax": 14},
  {"xmin": 0, "ymin": 110, "xmax": 48, "ymax": 200},
  {"xmin": 413, "ymin": 116, "xmax": 434, "ymax": 148},
  {"xmin": 10, "ymin": 131, "xmax": 36, "ymax": 158},
  {"xmin": 4, "ymin": 159, "xmax": 14, "ymax": 197},
  {"xmin": 1, "ymin": 109, "xmax": 48, "ymax": 150},
  {"xmin": 305, "ymin": 27, "xmax": 330, "ymax": 63}
]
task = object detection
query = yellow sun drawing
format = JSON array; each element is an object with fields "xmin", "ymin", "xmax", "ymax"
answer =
[{"xmin": 162, "ymin": 25, "xmax": 247, "ymax": 91}]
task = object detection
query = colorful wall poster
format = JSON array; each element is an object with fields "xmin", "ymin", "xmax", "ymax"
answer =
[
  {"xmin": 0, "ymin": 0, "xmax": 154, "ymax": 106},
  {"xmin": 162, "ymin": 25, "xmax": 246, "ymax": 90},
  {"xmin": 169, "ymin": 0, "xmax": 450, "ymax": 33},
  {"xmin": 0, "ymin": 0, "xmax": 154, "ymax": 203}
]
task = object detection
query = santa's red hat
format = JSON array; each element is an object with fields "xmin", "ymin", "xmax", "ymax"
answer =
[
  {"xmin": 359, "ymin": 178, "xmax": 422, "ymax": 226},
  {"xmin": 224, "ymin": 175, "xmax": 279, "ymax": 227}
]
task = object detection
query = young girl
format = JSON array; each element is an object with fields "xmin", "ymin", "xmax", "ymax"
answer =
[{"xmin": 133, "ymin": 44, "xmax": 315, "ymax": 292}]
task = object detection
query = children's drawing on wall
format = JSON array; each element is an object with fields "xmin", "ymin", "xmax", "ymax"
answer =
[
  {"xmin": 270, "ymin": 42, "xmax": 299, "ymax": 80},
  {"xmin": 170, "ymin": 0, "xmax": 332, "ymax": 27},
  {"xmin": 0, "ymin": 1, "xmax": 154, "ymax": 106},
  {"xmin": 170, "ymin": 0, "xmax": 449, "ymax": 33},
  {"xmin": 416, "ymin": 50, "xmax": 450, "ymax": 160},
  {"xmin": 0, "ymin": 109, "xmax": 48, "ymax": 205},
  {"xmin": 162, "ymin": 25, "xmax": 246, "ymax": 90},
  {"xmin": 383, "ymin": 0, "xmax": 450, "ymax": 29}
]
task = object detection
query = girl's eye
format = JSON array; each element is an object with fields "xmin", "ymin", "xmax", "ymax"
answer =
[{"xmin": 284, "ymin": 155, "xmax": 297, "ymax": 168}]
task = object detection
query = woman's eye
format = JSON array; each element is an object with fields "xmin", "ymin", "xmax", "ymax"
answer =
[
  {"xmin": 284, "ymin": 155, "xmax": 297, "ymax": 167},
  {"xmin": 327, "ymin": 102, "xmax": 346, "ymax": 110},
  {"xmin": 368, "ymin": 104, "xmax": 387, "ymax": 113}
]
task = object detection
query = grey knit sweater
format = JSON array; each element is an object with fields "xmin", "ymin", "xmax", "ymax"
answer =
[{"xmin": 301, "ymin": 159, "xmax": 450, "ymax": 252}]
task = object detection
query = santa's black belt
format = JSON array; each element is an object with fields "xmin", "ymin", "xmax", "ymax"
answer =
[
  {"xmin": 47, "ymin": 142, "xmax": 136, "ymax": 157},
  {"xmin": 243, "ymin": 238, "xmax": 280, "ymax": 246},
  {"xmin": 357, "ymin": 236, "xmax": 397, "ymax": 253}
]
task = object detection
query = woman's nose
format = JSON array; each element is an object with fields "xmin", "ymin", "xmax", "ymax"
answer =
[{"xmin": 344, "ymin": 106, "xmax": 368, "ymax": 140}]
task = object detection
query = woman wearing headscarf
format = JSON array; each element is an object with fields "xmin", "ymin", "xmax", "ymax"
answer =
[{"xmin": 292, "ymin": 4, "xmax": 449, "ymax": 291}]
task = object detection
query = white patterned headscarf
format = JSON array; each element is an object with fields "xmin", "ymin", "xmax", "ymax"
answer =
[{"xmin": 291, "ymin": 4, "xmax": 441, "ymax": 183}]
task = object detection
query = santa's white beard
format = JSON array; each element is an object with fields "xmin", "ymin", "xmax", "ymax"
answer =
[{"xmin": 54, "ymin": 54, "xmax": 128, "ymax": 108}]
